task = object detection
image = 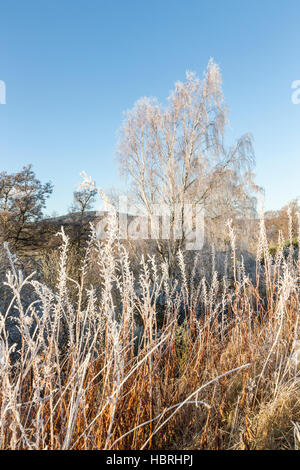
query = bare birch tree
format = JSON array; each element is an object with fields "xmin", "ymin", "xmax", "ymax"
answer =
[{"xmin": 118, "ymin": 60, "xmax": 259, "ymax": 274}]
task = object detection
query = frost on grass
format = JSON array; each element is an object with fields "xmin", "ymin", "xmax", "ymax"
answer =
[{"xmin": 0, "ymin": 202, "xmax": 299, "ymax": 450}]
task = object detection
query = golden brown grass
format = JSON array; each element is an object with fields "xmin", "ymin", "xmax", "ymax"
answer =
[{"xmin": 0, "ymin": 210, "xmax": 299, "ymax": 450}]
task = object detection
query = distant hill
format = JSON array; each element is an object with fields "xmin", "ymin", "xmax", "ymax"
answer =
[{"xmin": 7, "ymin": 209, "xmax": 289, "ymax": 257}]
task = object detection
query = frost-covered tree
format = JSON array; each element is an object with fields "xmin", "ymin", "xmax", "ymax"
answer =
[
  {"xmin": 118, "ymin": 60, "xmax": 260, "ymax": 274},
  {"xmin": 69, "ymin": 187, "xmax": 97, "ymax": 247}
]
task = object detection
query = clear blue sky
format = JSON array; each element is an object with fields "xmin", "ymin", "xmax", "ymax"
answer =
[{"xmin": 0, "ymin": 0, "xmax": 299, "ymax": 215}]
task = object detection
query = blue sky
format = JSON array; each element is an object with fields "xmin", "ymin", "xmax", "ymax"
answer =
[{"xmin": 0, "ymin": 0, "xmax": 299, "ymax": 215}]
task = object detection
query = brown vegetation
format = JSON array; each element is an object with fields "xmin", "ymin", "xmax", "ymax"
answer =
[{"xmin": 0, "ymin": 209, "xmax": 299, "ymax": 450}]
